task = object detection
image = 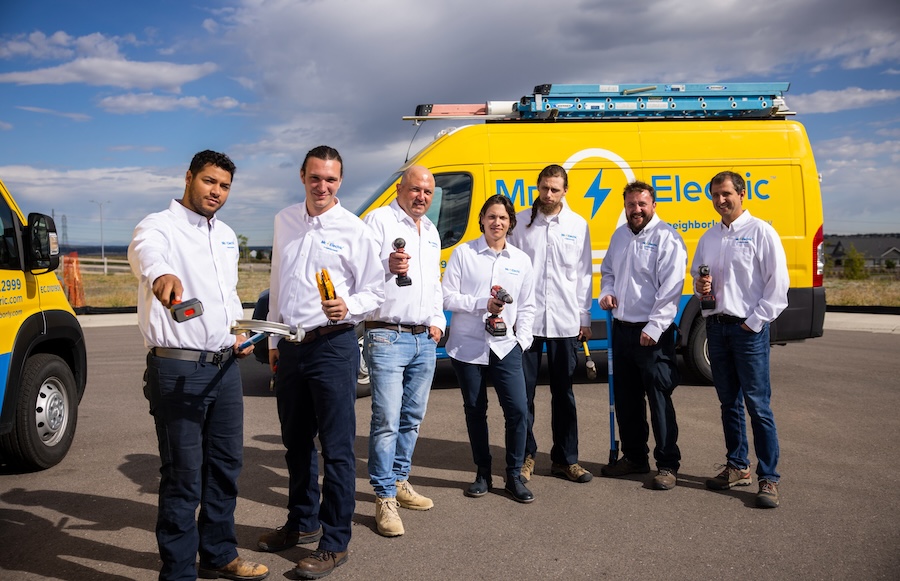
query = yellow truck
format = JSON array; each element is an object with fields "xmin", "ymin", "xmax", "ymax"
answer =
[
  {"xmin": 0, "ymin": 177, "xmax": 86, "ymax": 469},
  {"xmin": 357, "ymin": 82, "xmax": 826, "ymax": 382}
]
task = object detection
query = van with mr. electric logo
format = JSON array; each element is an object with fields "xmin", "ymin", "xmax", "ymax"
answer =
[
  {"xmin": 0, "ymin": 177, "xmax": 86, "ymax": 470},
  {"xmin": 356, "ymin": 82, "xmax": 826, "ymax": 382}
]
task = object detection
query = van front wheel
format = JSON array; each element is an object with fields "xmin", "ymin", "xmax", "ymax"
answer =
[
  {"xmin": 685, "ymin": 318, "xmax": 714, "ymax": 385},
  {"xmin": 0, "ymin": 354, "xmax": 78, "ymax": 470}
]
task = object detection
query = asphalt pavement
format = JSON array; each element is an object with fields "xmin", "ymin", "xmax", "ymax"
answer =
[{"xmin": 1, "ymin": 313, "xmax": 898, "ymax": 580}]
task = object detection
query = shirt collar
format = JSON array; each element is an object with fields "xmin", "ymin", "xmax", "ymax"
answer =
[
  {"xmin": 534, "ymin": 198, "xmax": 570, "ymax": 225},
  {"xmin": 475, "ymin": 235, "xmax": 510, "ymax": 256},
  {"xmin": 389, "ymin": 199, "xmax": 436, "ymax": 232},
  {"xmin": 169, "ymin": 198, "xmax": 216, "ymax": 230},
  {"xmin": 720, "ymin": 209, "xmax": 753, "ymax": 232},
  {"xmin": 301, "ymin": 198, "xmax": 344, "ymax": 226}
]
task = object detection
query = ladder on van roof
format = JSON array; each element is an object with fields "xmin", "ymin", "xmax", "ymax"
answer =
[{"xmin": 404, "ymin": 82, "xmax": 794, "ymax": 122}]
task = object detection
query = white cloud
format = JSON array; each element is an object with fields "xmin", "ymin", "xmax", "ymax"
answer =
[
  {"xmin": 0, "ymin": 120, "xmax": 12, "ymax": 131},
  {"xmin": 0, "ymin": 57, "xmax": 217, "ymax": 92},
  {"xmin": 98, "ymin": 92, "xmax": 242, "ymax": 114},
  {"xmin": 202, "ymin": 19, "xmax": 219, "ymax": 34},
  {"xmin": 16, "ymin": 106, "xmax": 91, "ymax": 122},
  {"xmin": 790, "ymin": 88, "xmax": 900, "ymax": 114},
  {"xmin": 0, "ymin": 30, "xmax": 74, "ymax": 59}
]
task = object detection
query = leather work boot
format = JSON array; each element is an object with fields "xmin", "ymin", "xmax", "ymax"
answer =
[
  {"xmin": 756, "ymin": 480, "xmax": 780, "ymax": 508},
  {"xmin": 504, "ymin": 474, "xmax": 535, "ymax": 504},
  {"xmin": 375, "ymin": 496, "xmax": 404, "ymax": 537},
  {"xmin": 520, "ymin": 455, "xmax": 535, "ymax": 483},
  {"xmin": 198, "ymin": 556, "xmax": 269, "ymax": 580},
  {"xmin": 705, "ymin": 464, "xmax": 752, "ymax": 490},
  {"xmin": 652, "ymin": 468, "xmax": 677, "ymax": 490},
  {"xmin": 396, "ymin": 479, "xmax": 434, "ymax": 510},
  {"xmin": 257, "ymin": 526, "xmax": 323, "ymax": 552},
  {"xmin": 551, "ymin": 462, "xmax": 593, "ymax": 483},
  {"xmin": 600, "ymin": 457, "xmax": 651, "ymax": 478},
  {"xmin": 464, "ymin": 472, "xmax": 492, "ymax": 498},
  {"xmin": 294, "ymin": 549, "xmax": 349, "ymax": 580}
]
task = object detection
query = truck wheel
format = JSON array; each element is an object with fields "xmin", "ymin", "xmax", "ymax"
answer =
[
  {"xmin": 685, "ymin": 318, "xmax": 714, "ymax": 385},
  {"xmin": 2, "ymin": 353, "xmax": 78, "ymax": 470}
]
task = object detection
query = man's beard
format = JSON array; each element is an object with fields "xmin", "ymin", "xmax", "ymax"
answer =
[{"xmin": 535, "ymin": 197, "xmax": 562, "ymax": 215}]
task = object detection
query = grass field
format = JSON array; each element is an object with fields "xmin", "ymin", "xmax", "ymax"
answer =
[{"xmin": 66, "ymin": 266, "xmax": 900, "ymax": 308}]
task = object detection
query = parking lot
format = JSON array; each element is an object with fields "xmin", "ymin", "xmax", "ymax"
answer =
[{"xmin": 1, "ymin": 315, "xmax": 899, "ymax": 580}]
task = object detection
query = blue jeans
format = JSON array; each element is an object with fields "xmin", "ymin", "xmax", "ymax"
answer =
[
  {"xmin": 274, "ymin": 328, "xmax": 357, "ymax": 553},
  {"xmin": 523, "ymin": 337, "xmax": 580, "ymax": 465},
  {"xmin": 364, "ymin": 329, "xmax": 436, "ymax": 498},
  {"xmin": 143, "ymin": 352, "xmax": 243, "ymax": 581},
  {"xmin": 451, "ymin": 346, "xmax": 528, "ymax": 480},
  {"xmin": 707, "ymin": 320, "xmax": 780, "ymax": 482}
]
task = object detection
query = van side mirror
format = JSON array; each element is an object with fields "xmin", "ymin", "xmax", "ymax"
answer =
[{"xmin": 25, "ymin": 213, "xmax": 60, "ymax": 272}]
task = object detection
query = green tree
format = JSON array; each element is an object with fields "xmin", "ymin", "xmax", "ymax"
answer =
[
  {"xmin": 843, "ymin": 245, "xmax": 868, "ymax": 280},
  {"xmin": 237, "ymin": 234, "xmax": 249, "ymax": 261},
  {"xmin": 886, "ymin": 259, "xmax": 896, "ymax": 270}
]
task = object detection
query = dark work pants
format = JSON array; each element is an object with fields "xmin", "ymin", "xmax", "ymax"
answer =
[
  {"xmin": 451, "ymin": 345, "xmax": 528, "ymax": 480},
  {"xmin": 523, "ymin": 336, "xmax": 580, "ymax": 465},
  {"xmin": 275, "ymin": 328, "xmax": 357, "ymax": 553},
  {"xmin": 144, "ymin": 352, "xmax": 243, "ymax": 581},
  {"xmin": 612, "ymin": 322, "xmax": 681, "ymax": 471}
]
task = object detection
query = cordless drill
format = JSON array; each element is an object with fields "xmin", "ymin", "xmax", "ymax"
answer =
[
  {"xmin": 698, "ymin": 264, "xmax": 717, "ymax": 311},
  {"xmin": 485, "ymin": 285, "xmax": 513, "ymax": 337}
]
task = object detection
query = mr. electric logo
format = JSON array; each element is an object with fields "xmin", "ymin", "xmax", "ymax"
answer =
[{"xmin": 494, "ymin": 148, "xmax": 773, "ymax": 219}]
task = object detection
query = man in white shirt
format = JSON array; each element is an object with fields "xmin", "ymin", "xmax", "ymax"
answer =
[
  {"xmin": 509, "ymin": 165, "xmax": 593, "ymax": 484},
  {"xmin": 443, "ymin": 194, "xmax": 536, "ymax": 504},
  {"xmin": 599, "ymin": 180, "xmax": 687, "ymax": 491},
  {"xmin": 692, "ymin": 170, "xmax": 789, "ymax": 509},
  {"xmin": 258, "ymin": 146, "xmax": 384, "ymax": 579},
  {"xmin": 362, "ymin": 166, "xmax": 445, "ymax": 537},
  {"xmin": 129, "ymin": 150, "xmax": 268, "ymax": 581}
]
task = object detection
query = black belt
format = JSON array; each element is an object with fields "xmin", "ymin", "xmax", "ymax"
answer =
[
  {"xmin": 151, "ymin": 346, "xmax": 233, "ymax": 365},
  {"xmin": 365, "ymin": 321, "xmax": 429, "ymax": 334},
  {"xmin": 614, "ymin": 319, "xmax": 648, "ymax": 328},
  {"xmin": 707, "ymin": 314, "xmax": 747, "ymax": 325},
  {"xmin": 300, "ymin": 323, "xmax": 354, "ymax": 344}
]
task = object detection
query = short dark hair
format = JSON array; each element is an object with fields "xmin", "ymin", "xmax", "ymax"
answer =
[
  {"xmin": 537, "ymin": 164, "xmax": 568, "ymax": 189},
  {"xmin": 478, "ymin": 194, "xmax": 517, "ymax": 233},
  {"xmin": 189, "ymin": 150, "xmax": 236, "ymax": 178},
  {"xmin": 711, "ymin": 170, "xmax": 745, "ymax": 193},
  {"xmin": 302, "ymin": 145, "xmax": 343, "ymax": 177},
  {"xmin": 623, "ymin": 180, "xmax": 655, "ymax": 201}
]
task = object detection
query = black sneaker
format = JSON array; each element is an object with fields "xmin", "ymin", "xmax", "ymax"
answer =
[
  {"xmin": 600, "ymin": 458, "xmax": 651, "ymax": 478},
  {"xmin": 756, "ymin": 480, "xmax": 780, "ymax": 508},
  {"xmin": 705, "ymin": 464, "xmax": 752, "ymax": 490}
]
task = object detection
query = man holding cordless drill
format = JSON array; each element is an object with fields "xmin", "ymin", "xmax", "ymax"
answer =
[
  {"xmin": 692, "ymin": 170, "xmax": 789, "ymax": 509},
  {"xmin": 362, "ymin": 165, "xmax": 445, "ymax": 537},
  {"xmin": 129, "ymin": 150, "xmax": 267, "ymax": 581},
  {"xmin": 260, "ymin": 146, "xmax": 384, "ymax": 578}
]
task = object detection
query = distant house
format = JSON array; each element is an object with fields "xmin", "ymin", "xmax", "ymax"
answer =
[{"xmin": 825, "ymin": 235, "xmax": 900, "ymax": 268}]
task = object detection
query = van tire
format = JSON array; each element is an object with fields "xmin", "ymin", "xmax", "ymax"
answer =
[
  {"xmin": 685, "ymin": 318, "xmax": 714, "ymax": 385},
  {"xmin": 0, "ymin": 354, "xmax": 78, "ymax": 470}
]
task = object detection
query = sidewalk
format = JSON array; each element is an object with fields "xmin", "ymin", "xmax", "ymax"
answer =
[{"xmin": 75, "ymin": 310, "xmax": 900, "ymax": 333}]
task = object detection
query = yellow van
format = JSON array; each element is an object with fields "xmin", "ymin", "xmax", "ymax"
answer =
[
  {"xmin": 357, "ymin": 83, "xmax": 826, "ymax": 382},
  {"xmin": 0, "ymin": 177, "xmax": 87, "ymax": 469}
]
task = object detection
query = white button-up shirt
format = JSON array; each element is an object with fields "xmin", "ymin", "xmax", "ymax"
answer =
[
  {"xmin": 363, "ymin": 200, "xmax": 446, "ymax": 331},
  {"xmin": 268, "ymin": 199, "xmax": 384, "ymax": 347},
  {"xmin": 442, "ymin": 236, "xmax": 535, "ymax": 364},
  {"xmin": 691, "ymin": 210, "xmax": 789, "ymax": 333},
  {"xmin": 600, "ymin": 214, "xmax": 687, "ymax": 342},
  {"xmin": 128, "ymin": 199, "xmax": 243, "ymax": 351},
  {"xmin": 509, "ymin": 200, "xmax": 592, "ymax": 338}
]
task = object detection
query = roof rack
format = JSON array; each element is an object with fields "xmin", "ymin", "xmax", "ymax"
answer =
[{"xmin": 403, "ymin": 82, "xmax": 795, "ymax": 122}]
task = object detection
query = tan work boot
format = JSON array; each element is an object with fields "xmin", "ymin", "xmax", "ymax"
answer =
[
  {"xmin": 396, "ymin": 479, "xmax": 434, "ymax": 510},
  {"xmin": 198, "ymin": 556, "xmax": 269, "ymax": 580},
  {"xmin": 375, "ymin": 496, "xmax": 404, "ymax": 537},
  {"xmin": 520, "ymin": 455, "xmax": 535, "ymax": 483}
]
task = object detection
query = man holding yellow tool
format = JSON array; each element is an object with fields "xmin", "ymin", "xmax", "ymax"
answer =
[{"xmin": 260, "ymin": 146, "xmax": 384, "ymax": 580}]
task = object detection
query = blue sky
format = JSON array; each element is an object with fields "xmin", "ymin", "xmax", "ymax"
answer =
[{"xmin": 1, "ymin": 0, "xmax": 899, "ymax": 246}]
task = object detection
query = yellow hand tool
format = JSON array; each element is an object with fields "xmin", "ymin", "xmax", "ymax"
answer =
[{"xmin": 317, "ymin": 268, "xmax": 335, "ymax": 301}]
